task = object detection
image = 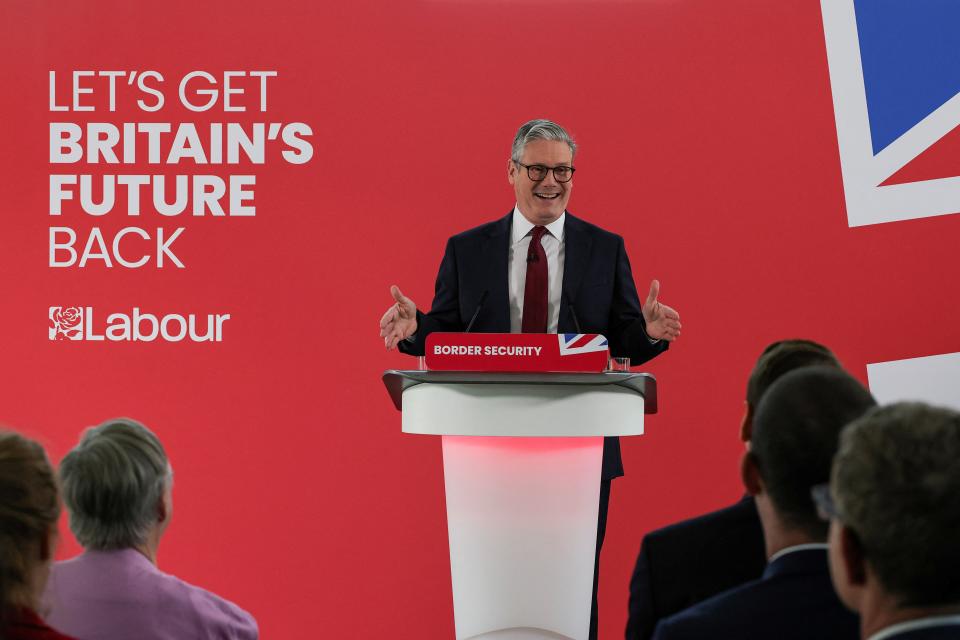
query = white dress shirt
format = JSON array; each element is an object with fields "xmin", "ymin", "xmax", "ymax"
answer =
[{"xmin": 508, "ymin": 206, "xmax": 565, "ymax": 333}]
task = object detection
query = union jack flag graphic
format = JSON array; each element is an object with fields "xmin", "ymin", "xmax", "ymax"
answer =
[
  {"xmin": 821, "ymin": 0, "xmax": 960, "ymax": 227},
  {"xmin": 558, "ymin": 334, "xmax": 609, "ymax": 356}
]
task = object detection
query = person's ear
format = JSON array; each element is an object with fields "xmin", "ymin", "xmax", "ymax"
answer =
[
  {"xmin": 839, "ymin": 524, "xmax": 867, "ymax": 587},
  {"xmin": 39, "ymin": 526, "xmax": 56, "ymax": 562},
  {"xmin": 741, "ymin": 451, "xmax": 763, "ymax": 496},
  {"xmin": 739, "ymin": 401, "xmax": 753, "ymax": 444},
  {"xmin": 156, "ymin": 495, "xmax": 168, "ymax": 524},
  {"xmin": 507, "ymin": 158, "xmax": 518, "ymax": 185}
]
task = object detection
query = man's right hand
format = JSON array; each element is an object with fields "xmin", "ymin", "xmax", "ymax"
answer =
[{"xmin": 380, "ymin": 285, "xmax": 418, "ymax": 350}]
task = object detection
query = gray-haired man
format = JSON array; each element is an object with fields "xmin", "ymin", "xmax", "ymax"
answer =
[
  {"xmin": 821, "ymin": 403, "xmax": 960, "ymax": 639},
  {"xmin": 43, "ymin": 418, "xmax": 258, "ymax": 640},
  {"xmin": 378, "ymin": 119, "xmax": 682, "ymax": 639}
]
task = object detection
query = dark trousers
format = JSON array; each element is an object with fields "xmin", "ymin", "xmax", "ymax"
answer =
[{"xmin": 590, "ymin": 479, "xmax": 611, "ymax": 640}]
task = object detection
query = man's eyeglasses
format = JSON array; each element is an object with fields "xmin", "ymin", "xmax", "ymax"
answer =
[
  {"xmin": 811, "ymin": 483, "xmax": 868, "ymax": 553},
  {"xmin": 514, "ymin": 161, "xmax": 575, "ymax": 183},
  {"xmin": 811, "ymin": 483, "xmax": 840, "ymax": 521}
]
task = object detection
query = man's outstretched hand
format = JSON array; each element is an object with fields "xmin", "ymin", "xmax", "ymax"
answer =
[
  {"xmin": 380, "ymin": 285, "xmax": 418, "ymax": 350},
  {"xmin": 642, "ymin": 280, "xmax": 682, "ymax": 341}
]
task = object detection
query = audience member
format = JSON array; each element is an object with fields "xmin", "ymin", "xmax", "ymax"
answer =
[
  {"xmin": 43, "ymin": 418, "xmax": 258, "ymax": 640},
  {"xmin": 0, "ymin": 431, "xmax": 76, "ymax": 640},
  {"xmin": 627, "ymin": 339, "xmax": 841, "ymax": 639},
  {"xmin": 651, "ymin": 366, "xmax": 874, "ymax": 640},
  {"xmin": 822, "ymin": 403, "xmax": 960, "ymax": 639}
]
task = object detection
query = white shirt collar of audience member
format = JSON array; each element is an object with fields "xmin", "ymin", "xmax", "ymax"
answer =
[
  {"xmin": 767, "ymin": 543, "xmax": 828, "ymax": 565},
  {"xmin": 867, "ymin": 614, "xmax": 960, "ymax": 640}
]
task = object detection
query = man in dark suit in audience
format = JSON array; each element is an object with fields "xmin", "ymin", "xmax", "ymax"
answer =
[
  {"xmin": 651, "ymin": 366, "xmax": 875, "ymax": 640},
  {"xmin": 822, "ymin": 402, "xmax": 960, "ymax": 639},
  {"xmin": 626, "ymin": 339, "xmax": 841, "ymax": 640}
]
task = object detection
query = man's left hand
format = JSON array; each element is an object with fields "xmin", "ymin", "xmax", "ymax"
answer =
[{"xmin": 642, "ymin": 280, "xmax": 682, "ymax": 341}]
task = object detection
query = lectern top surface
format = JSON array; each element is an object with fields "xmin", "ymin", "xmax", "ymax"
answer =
[{"xmin": 381, "ymin": 370, "xmax": 657, "ymax": 414}]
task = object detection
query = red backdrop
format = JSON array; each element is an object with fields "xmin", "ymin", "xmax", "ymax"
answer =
[{"xmin": 2, "ymin": 0, "xmax": 957, "ymax": 637}]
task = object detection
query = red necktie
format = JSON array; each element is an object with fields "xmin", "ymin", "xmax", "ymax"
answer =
[{"xmin": 522, "ymin": 226, "xmax": 548, "ymax": 333}]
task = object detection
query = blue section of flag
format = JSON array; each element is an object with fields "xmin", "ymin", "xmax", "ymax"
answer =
[{"xmin": 854, "ymin": 0, "xmax": 960, "ymax": 154}]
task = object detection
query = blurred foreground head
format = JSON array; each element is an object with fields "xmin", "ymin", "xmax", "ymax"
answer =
[
  {"xmin": 828, "ymin": 403, "xmax": 960, "ymax": 622},
  {"xmin": 0, "ymin": 431, "xmax": 60, "ymax": 622}
]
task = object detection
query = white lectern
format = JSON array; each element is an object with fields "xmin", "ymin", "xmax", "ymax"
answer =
[{"xmin": 383, "ymin": 371, "xmax": 656, "ymax": 640}]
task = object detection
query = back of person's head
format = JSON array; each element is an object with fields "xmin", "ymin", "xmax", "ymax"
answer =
[
  {"xmin": 831, "ymin": 402, "xmax": 960, "ymax": 607},
  {"xmin": 741, "ymin": 339, "xmax": 841, "ymax": 442},
  {"xmin": 748, "ymin": 366, "xmax": 875, "ymax": 539},
  {"xmin": 59, "ymin": 418, "xmax": 169, "ymax": 550},
  {"xmin": 0, "ymin": 431, "xmax": 60, "ymax": 621}
]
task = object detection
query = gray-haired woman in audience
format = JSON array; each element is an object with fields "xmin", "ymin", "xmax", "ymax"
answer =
[{"xmin": 43, "ymin": 418, "xmax": 258, "ymax": 640}]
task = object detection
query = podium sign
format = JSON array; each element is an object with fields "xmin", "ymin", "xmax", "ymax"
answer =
[{"xmin": 425, "ymin": 332, "xmax": 609, "ymax": 372}]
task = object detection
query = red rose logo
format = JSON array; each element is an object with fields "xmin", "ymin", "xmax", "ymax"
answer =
[
  {"xmin": 54, "ymin": 306, "xmax": 82, "ymax": 328},
  {"xmin": 49, "ymin": 306, "xmax": 83, "ymax": 340}
]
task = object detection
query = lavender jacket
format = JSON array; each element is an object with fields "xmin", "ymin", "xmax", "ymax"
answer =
[{"xmin": 43, "ymin": 550, "xmax": 258, "ymax": 640}]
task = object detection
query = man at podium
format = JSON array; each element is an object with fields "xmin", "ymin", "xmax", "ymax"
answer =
[{"xmin": 379, "ymin": 118, "xmax": 681, "ymax": 639}]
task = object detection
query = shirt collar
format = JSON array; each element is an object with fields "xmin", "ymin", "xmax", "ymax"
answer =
[
  {"xmin": 868, "ymin": 614, "xmax": 960, "ymax": 640},
  {"xmin": 511, "ymin": 205, "xmax": 565, "ymax": 244},
  {"xmin": 768, "ymin": 543, "xmax": 829, "ymax": 565},
  {"xmin": 83, "ymin": 547, "xmax": 159, "ymax": 572}
]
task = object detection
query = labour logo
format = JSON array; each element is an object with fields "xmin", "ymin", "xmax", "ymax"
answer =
[
  {"xmin": 49, "ymin": 306, "xmax": 83, "ymax": 340},
  {"xmin": 821, "ymin": 0, "xmax": 960, "ymax": 226}
]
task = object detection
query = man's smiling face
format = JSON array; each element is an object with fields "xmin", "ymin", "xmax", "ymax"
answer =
[{"xmin": 508, "ymin": 139, "xmax": 574, "ymax": 225}]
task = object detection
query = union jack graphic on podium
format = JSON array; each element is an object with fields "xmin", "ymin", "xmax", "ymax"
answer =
[
  {"xmin": 821, "ymin": 0, "xmax": 960, "ymax": 226},
  {"xmin": 559, "ymin": 334, "xmax": 609, "ymax": 356}
]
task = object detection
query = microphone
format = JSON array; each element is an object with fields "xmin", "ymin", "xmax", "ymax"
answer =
[
  {"xmin": 465, "ymin": 290, "xmax": 488, "ymax": 333},
  {"xmin": 563, "ymin": 290, "xmax": 582, "ymax": 334},
  {"xmin": 527, "ymin": 250, "xmax": 539, "ymax": 264}
]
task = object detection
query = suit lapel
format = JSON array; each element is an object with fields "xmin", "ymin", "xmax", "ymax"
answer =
[
  {"xmin": 481, "ymin": 212, "xmax": 512, "ymax": 332},
  {"xmin": 560, "ymin": 212, "xmax": 592, "ymax": 333}
]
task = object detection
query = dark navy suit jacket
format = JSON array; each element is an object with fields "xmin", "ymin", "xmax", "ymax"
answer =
[
  {"xmin": 651, "ymin": 548, "xmax": 859, "ymax": 640},
  {"xmin": 626, "ymin": 496, "xmax": 767, "ymax": 640},
  {"xmin": 399, "ymin": 211, "xmax": 667, "ymax": 479}
]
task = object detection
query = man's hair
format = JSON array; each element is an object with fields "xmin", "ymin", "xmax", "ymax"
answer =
[
  {"xmin": 746, "ymin": 339, "xmax": 840, "ymax": 408},
  {"xmin": 0, "ymin": 431, "xmax": 60, "ymax": 621},
  {"xmin": 750, "ymin": 366, "xmax": 875, "ymax": 538},
  {"xmin": 832, "ymin": 402, "xmax": 960, "ymax": 607},
  {"xmin": 59, "ymin": 418, "xmax": 170, "ymax": 550},
  {"xmin": 511, "ymin": 119, "xmax": 577, "ymax": 163}
]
